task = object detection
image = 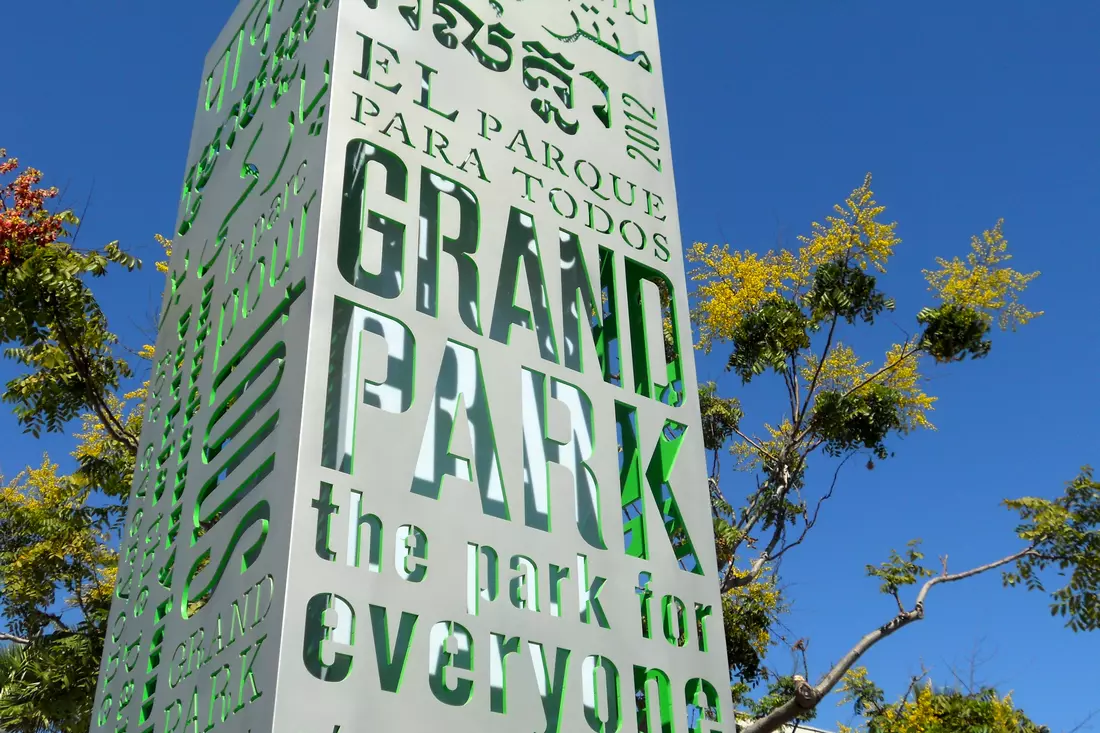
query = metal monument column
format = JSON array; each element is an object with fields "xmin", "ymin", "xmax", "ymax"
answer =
[{"xmin": 91, "ymin": 1, "xmax": 734, "ymax": 731}]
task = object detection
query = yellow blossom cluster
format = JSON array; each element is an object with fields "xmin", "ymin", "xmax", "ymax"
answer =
[
  {"xmin": 722, "ymin": 572, "xmax": 785, "ymax": 655},
  {"xmin": 688, "ymin": 174, "xmax": 899, "ymax": 350},
  {"xmin": 837, "ymin": 669, "xmax": 1032, "ymax": 733},
  {"xmin": 874, "ymin": 685, "xmax": 941, "ymax": 733},
  {"xmin": 795, "ymin": 173, "xmax": 900, "ymax": 282},
  {"xmin": 800, "ymin": 341, "xmax": 937, "ymax": 433},
  {"xmin": 883, "ymin": 685, "xmax": 1023, "ymax": 733},
  {"xmin": 153, "ymin": 233, "xmax": 172, "ymax": 274},
  {"xmin": 799, "ymin": 343, "xmax": 872, "ymax": 395},
  {"xmin": 686, "ymin": 244, "xmax": 794, "ymax": 351},
  {"xmin": 879, "ymin": 342, "xmax": 937, "ymax": 432},
  {"xmin": 923, "ymin": 219, "xmax": 1042, "ymax": 330},
  {"xmin": 71, "ymin": 391, "xmax": 144, "ymax": 470}
]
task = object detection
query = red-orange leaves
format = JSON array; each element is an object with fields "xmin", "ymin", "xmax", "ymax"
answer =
[{"xmin": 0, "ymin": 149, "xmax": 68, "ymax": 267}]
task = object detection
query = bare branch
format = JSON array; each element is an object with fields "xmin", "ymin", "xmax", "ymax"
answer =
[
  {"xmin": 0, "ymin": 632, "xmax": 30, "ymax": 645},
  {"xmin": 741, "ymin": 545, "xmax": 1037, "ymax": 733},
  {"xmin": 782, "ymin": 360, "xmax": 799, "ymax": 425},
  {"xmin": 796, "ymin": 314, "xmax": 839, "ymax": 432},
  {"xmin": 914, "ymin": 547, "xmax": 1034, "ymax": 608},
  {"xmin": 1066, "ymin": 707, "xmax": 1100, "ymax": 733},
  {"xmin": 900, "ymin": 665, "xmax": 930, "ymax": 705},
  {"xmin": 894, "ymin": 665, "xmax": 931, "ymax": 715},
  {"xmin": 734, "ymin": 428, "xmax": 777, "ymax": 465}
]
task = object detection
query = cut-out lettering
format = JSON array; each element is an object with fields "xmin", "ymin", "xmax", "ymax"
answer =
[{"xmin": 412, "ymin": 340, "xmax": 509, "ymax": 520}]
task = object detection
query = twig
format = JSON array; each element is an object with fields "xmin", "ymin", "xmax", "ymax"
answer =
[
  {"xmin": 841, "ymin": 342, "xmax": 921, "ymax": 402},
  {"xmin": 41, "ymin": 612, "xmax": 72, "ymax": 634},
  {"xmin": 897, "ymin": 665, "xmax": 930, "ymax": 710},
  {"xmin": 914, "ymin": 547, "xmax": 1034, "ymax": 608},
  {"xmin": 1066, "ymin": 707, "xmax": 1100, "ymax": 733},
  {"xmin": 796, "ymin": 315, "xmax": 839, "ymax": 431},
  {"xmin": 773, "ymin": 452, "xmax": 855, "ymax": 561},
  {"xmin": 789, "ymin": 352, "xmax": 801, "ymax": 423},
  {"xmin": 68, "ymin": 183, "xmax": 95, "ymax": 249},
  {"xmin": 734, "ymin": 428, "xmax": 777, "ymax": 464},
  {"xmin": 794, "ymin": 341, "xmax": 922, "ymax": 444},
  {"xmin": 782, "ymin": 361, "xmax": 799, "ymax": 425}
]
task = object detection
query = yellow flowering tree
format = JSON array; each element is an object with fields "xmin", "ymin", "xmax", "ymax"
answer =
[
  {"xmin": 690, "ymin": 176, "xmax": 1097, "ymax": 733},
  {"xmin": 837, "ymin": 668, "xmax": 1047, "ymax": 733}
]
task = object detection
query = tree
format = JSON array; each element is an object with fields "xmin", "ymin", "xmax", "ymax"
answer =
[
  {"xmin": 0, "ymin": 149, "xmax": 158, "ymax": 732},
  {"xmin": 838, "ymin": 667, "xmax": 1048, "ymax": 733},
  {"xmin": 686, "ymin": 174, "xmax": 1099, "ymax": 733},
  {"xmin": 1, "ymin": 153, "xmax": 1096, "ymax": 732}
]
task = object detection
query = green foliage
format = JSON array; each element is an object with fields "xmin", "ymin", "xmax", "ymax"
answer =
[
  {"xmin": 699, "ymin": 382, "xmax": 743, "ymax": 452},
  {"xmin": 0, "ymin": 630, "xmax": 102, "ymax": 733},
  {"xmin": 721, "ymin": 574, "xmax": 787, "ymax": 684},
  {"xmin": 837, "ymin": 667, "xmax": 886, "ymax": 719},
  {"xmin": 812, "ymin": 384, "xmax": 905, "ymax": 460},
  {"xmin": 866, "ymin": 540, "xmax": 936, "ymax": 596},
  {"xmin": 0, "ymin": 153, "xmax": 140, "ymax": 452},
  {"xmin": 917, "ymin": 304, "xmax": 992, "ymax": 363},
  {"xmin": 0, "ymin": 150, "xmax": 153, "ymax": 733},
  {"xmin": 0, "ymin": 239, "xmax": 138, "ymax": 444},
  {"xmin": 727, "ymin": 298, "xmax": 811, "ymax": 383},
  {"xmin": 1004, "ymin": 468, "xmax": 1100, "ymax": 632},
  {"xmin": 806, "ymin": 260, "xmax": 895, "ymax": 326},
  {"xmin": 0, "ymin": 458, "xmax": 119, "ymax": 732}
]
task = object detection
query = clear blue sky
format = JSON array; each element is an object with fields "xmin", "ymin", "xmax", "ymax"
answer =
[{"xmin": 1, "ymin": 1, "xmax": 1098, "ymax": 730}]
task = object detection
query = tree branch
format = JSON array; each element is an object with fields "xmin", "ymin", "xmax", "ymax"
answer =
[
  {"xmin": 789, "ymin": 353, "xmax": 801, "ymax": 424},
  {"xmin": 796, "ymin": 314, "xmax": 839, "ymax": 432},
  {"xmin": 734, "ymin": 428, "xmax": 777, "ymax": 465},
  {"xmin": 782, "ymin": 359, "xmax": 799, "ymax": 426},
  {"xmin": 840, "ymin": 342, "xmax": 921, "ymax": 403},
  {"xmin": 914, "ymin": 547, "xmax": 1034, "ymax": 608},
  {"xmin": 39, "ymin": 611, "xmax": 72, "ymax": 634},
  {"xmin": 723, "ymin": 518, "xmax": 785, "ymax": 592},
  {"xmin": 741, "ymin": 546, "xmax": 1037, "ymax": 733},
  {"xmin": 897, "ymin": 665, "xmax": 930, "ymax": 710},
  {"xmin": 0, "ymin": 632, "xmax": 30, "ymax": 645},
  {"xmin": 50, "ymin": 306, "xmax": 138, "ymax": 454},
  {"xmin": 773, "ymin": 452, "xmax": 854, "ymax": 562},
  {"xmin": 1066, "ymin": 707, "xmax": 1100, "ymax": 733}
]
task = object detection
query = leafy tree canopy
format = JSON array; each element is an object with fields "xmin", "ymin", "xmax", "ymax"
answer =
[
  {"xmin": 0, "ymin": 148, "xmax": 163, "ymax": 732},
  {"xmin": 839, "ymin": 667, "xmax": 1049, "ymax": 733},
  {"xmin": 688, "ymin": 175, "xmax": 1095, "ymax": 733}
]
